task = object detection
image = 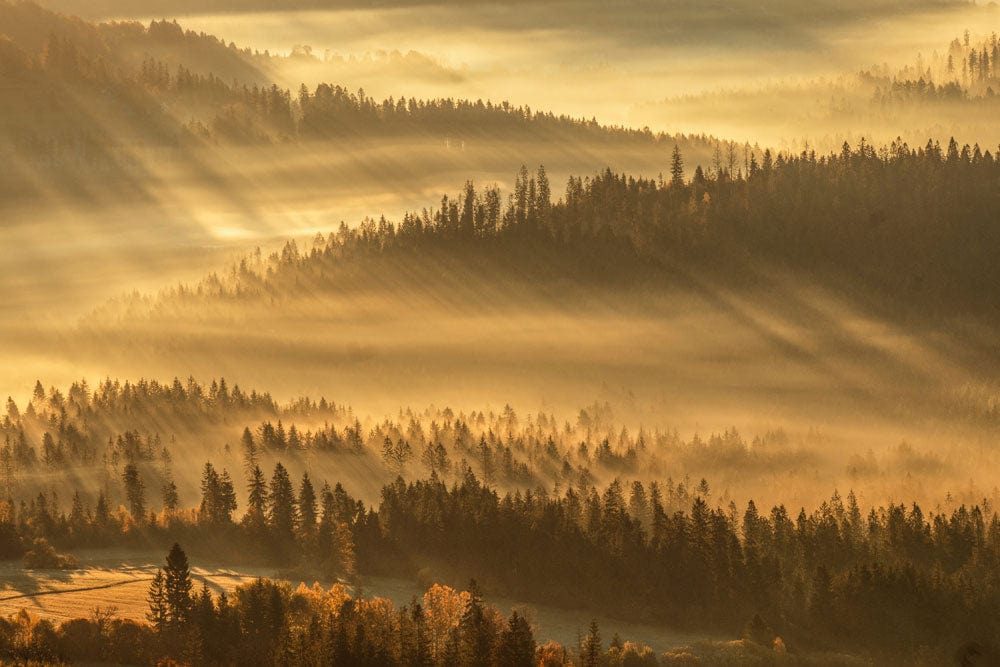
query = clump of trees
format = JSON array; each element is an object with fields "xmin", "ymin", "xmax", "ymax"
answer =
[
  {"xmin": 870, "ymin": 31, "xmax": 1000, "ymax": 105},
  {"xmin": 21, "ymin": 536, "xmax": 76, "ymax": 569}
]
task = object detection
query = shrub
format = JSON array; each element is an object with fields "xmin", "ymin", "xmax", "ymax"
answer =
[{"xmin": 22, "ymin": 538, "xmax": 78, "ymax": 570}]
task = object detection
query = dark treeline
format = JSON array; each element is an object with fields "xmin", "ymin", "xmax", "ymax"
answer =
[
  {"xmin": 3, "ymin": 462, "xmax": 1000, "ymax": 662},
  {"xmin": 0, "ymin": 1, "xmax": 270, "ymax": 83},
  {"xmin": 210, "ymin": 81, "xmax": 697, "ymax": 145},
  {"xmin": 0, "ymin": 10, "xmax": 714, "ymax": 147},
  {"xmin": 0, "ymin": 1, "xmax": 271, "ymax": 169},
  {"xmin": 135, "ymin": 138, "xmax": 1000, "ymax": 321},
  {"xmin": 0, "ymin": 1, "xmax": 724, "ymax": 202},
  {"xmin": 2, "ymin": 380, "xmax": 1000, "ymax": 660},
  {"xmin": 2, "ymin": 375, "xmax": 833, "ymax": 529}
]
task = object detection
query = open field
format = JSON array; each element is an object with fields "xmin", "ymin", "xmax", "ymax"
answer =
[
  {"xmin": 0, "ymin": 552, "xmax": 718, "ymax": 653},
  {"xmin": 0, "ymin": 550, "xmax": 273, "ymax": 622}
]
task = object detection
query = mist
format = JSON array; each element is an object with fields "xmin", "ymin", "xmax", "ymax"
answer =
[{"xmin": 4, "ymin": 0, "xmax": 1000, "ymax": 663}]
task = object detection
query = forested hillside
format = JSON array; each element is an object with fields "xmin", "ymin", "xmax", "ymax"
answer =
[
  {"xmin": 118, "ymin": 139, "xmax": 1000, "ymax": 321},
  {"xmin": 0, "ymin": 1, "xmax": 727, "ymax": 205},
  {"xmin": 4, "ymin": 1, "xmax": 1000, "ymax": 664},
  {"xmin": 2, "ymin": 377, "xmax": 1000, "ymax": 663}
]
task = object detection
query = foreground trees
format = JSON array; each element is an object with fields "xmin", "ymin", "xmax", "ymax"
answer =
[
  {"xmin": 2, "ymin": 466, "xmax": 1000, "ymax": 662},
  {"xmin": 14, "ymin": 544, "xmax": 575, "ymax": 665}
]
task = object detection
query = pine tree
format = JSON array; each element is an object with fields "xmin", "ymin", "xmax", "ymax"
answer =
[
  {"xmin": 298, "ymin": 472, "xmax": 317, "ymax": 539},
  {"xmin": 581, "ymin": 620, "xmax": 601, "ymax": 667},
  {"xmin": 69, "ymin": 491, "xmax": 85, "ymax": 533},
  {"xmin": 245, "ymin": 464, "xmax": 268, "ymax": 529},
  {"xmin": 94, "ymin": 492, "xmax": 110, "ymax": 526},
  {"xmin": 199, "ymin": 462, "xmax": 221, "ymax": 524},
  {"xmin": 4, "ymin": 397, "xmax": 18, "ymax": 421},
  {"xmin": 670, "ymin": 144, "xmax": 685, "ymax": 186},
  {"xmin": 241, "ymin": 427, "xmax": 258, "ymax": 476},
  {"xmin": 495, "ymin": 611, "xmax": 535, "ymax": 667},
  {"xmin": 458, "ymin": 580, "xmax": 492, "ymax": 667},
  {"xmin": 318, "ymin": 483, "xmax": 355, "ymax": 577},
  {"xmin": 146, "ymin": 568, "xmax": 168, "ymax": 633},
  {"xmin": 192, "ymin": 582, "xmax": 217, "ymax": 660},
  {"xmin": 268, "ymin": 463, "xmax": 297, "ymax": 548},
  {"xmin": 163, "ymin": 543, "xmax": 193, "ymax": 629},
  {"xmin": 535, "ymin": 165, "xmax": 551, "ymax": 222},
  {"xmin": 409, "ymin": 603, "xmax": 432, "ymax": 667},
  {"xmin": 382, "ymin": 437, "xmax": 412, "ymax": 475},
  {"xmin": 122, "ymin": 463, "xmax": 146, "ymax": 524},
  {"xmin": 161, "ymin": 447, "xmax": 179, "ymax": 514},
  {"xmin": 219, "ymin": 470, "xmax": 237, "ymax": 523}
]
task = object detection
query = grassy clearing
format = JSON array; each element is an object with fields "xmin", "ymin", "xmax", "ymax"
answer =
[
  {"xmin": 0, "ymin": 552, "xmax": 719, "ymax": 652},
  {"xmin": 0, "ymin": 550, "xmax": 274, "ymax": 622}
]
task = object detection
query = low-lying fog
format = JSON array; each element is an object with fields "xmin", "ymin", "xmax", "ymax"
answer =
[
  {"xmin": 104, "ymin": 1, "xmax": 999, "ymax": 148},
  {"xmin": 5, "ymin": 239, "xmax": 1000, "ymax": 510},
  {"xmin": 4, "ymin": 0, "xmax": 1000, "ymax": 514}
]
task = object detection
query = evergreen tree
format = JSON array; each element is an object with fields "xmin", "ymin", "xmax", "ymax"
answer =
[
  {"xmin": 146, "ymin": 568, "xmax": 168, "ymax": 633},
  {"xmin": 458, "ymin": 580, "xmax": 492, "ymax": 667},
  {"xmin": 408, "ymin": 602, "xmax": 432, "ymax": 667},
  {"xmin": 162, "ymin": 479, "xmax": 179, "ymax": 514},
  {"xmin": 122, "ymin": 463, "xmax": 146, "ymax": 524},
  {"xmin": 536, "ymin": 165, "xmax": 551, "ymax": 222},
  {"xmin": 581, "ymin": 620, "xmax": 601, "ymax": 667},
  {"xmin": 241, "ymin": 427, "xmax": 258, "ymax": 476},
  {"xmin": 163, "ymin": 543, "xmax": 194, "ymax": 629},
  {"xmin": 268, "ymin": 462, "xmax": 297, "ymax": 548},
  {"xmin": 495, "ymin": 611, "xmax": 535, "ymax": 667},
  {"xmin": 244, "ymin": 464, "xmax": 268, "ymax": 531},
  {"xmin": 670, "ymin": 144, "xmax": 685, "ymax": 186},
  {"xmin": 297, "ymin": 472, "xmax": 317, "ymax": 538}
]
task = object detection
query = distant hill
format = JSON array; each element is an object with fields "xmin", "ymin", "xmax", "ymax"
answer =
[{"xmin": 0, "ymin": 1, "xmax": 735, "ymax": 204}]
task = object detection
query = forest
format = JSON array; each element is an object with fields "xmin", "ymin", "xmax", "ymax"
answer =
[
  {"xmin": 5, "ymin": 0, "xmax": 1000, "ymax": 664},
  {"xmin": 0, "ymin": 0, "xmax": 727, "ymax": 206},
  {"xmin": 103, "ymin": 138, "xmax": 1000, "ymax": 329},
  {"xmin": 3, "ymin": 417, "xmax": 1000, "ymax": 663},
  {"xmin": 1, "ymin": 375, "xmax": 1000, "ymax": 663}
]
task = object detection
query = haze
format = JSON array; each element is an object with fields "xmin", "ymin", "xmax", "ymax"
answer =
[{"xmin": 3, "ymin": 0, "xmax": 1000, "ymax": 663}]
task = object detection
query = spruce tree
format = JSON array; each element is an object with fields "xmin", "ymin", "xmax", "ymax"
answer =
[
  {"xmin": 298, "ymin": 472, "xmax": 317, "ymax": 538},
  {"xmin": 670, "ymin": 144, "xmax": 685, "ymax": 186},
  {"xmin": 146, "ymin": 568, "xmax": 168, "ymax": 633},
  {"xmin": 268, "ymin": 463, "xmax": 297, "ymax": 549},
  {"xmin": 496, "ymin": 611, "xmax": 535, "ymax": 667},
  {"xmin": 581, "ymin": 620, "xmax": 601, "ymax": 667},
  {"xmin": 122, "ymin": 463, "xmax": 146, "ymax": 524},
  {"xmin": 163, "ymin": 543, "xmax": 193, "ymax": 629},
  {"xmin": 458, "ymin": 580, "xmax": 492, "ymax": 667}
]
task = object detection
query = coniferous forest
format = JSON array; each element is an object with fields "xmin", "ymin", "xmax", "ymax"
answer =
[{"xmin": 4, "ymin": 0, "xmax": 1000, "ymax": 665}]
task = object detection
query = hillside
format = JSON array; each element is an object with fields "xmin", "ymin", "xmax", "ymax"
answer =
[{"xmin": 0, "ymin": 1, "xmax": 732, "ymax": 207}]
